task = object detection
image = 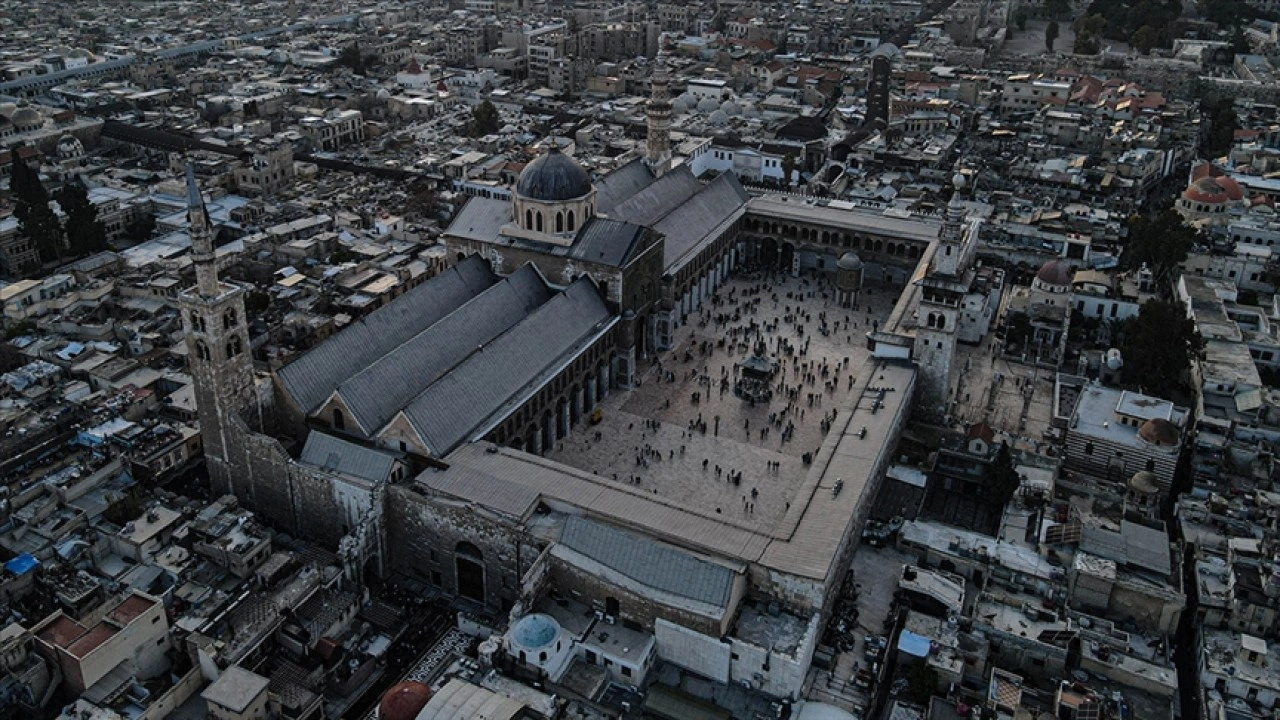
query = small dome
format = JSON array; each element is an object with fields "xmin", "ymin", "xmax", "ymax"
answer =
[
  {"xmin": 510, "ymin": 613, "xmax": 559, "ymax": 650},
  {"xmin": 67, "ymin": 48, "xmax": 94, "ymax": 60},
  {"xmin": 52, "ymin": 45, "xmax": 73, "ymax": 57},
  {"xmin": 1138, "ymin": 418, "xmax": 1180, "ymax": 447},
  {"xmin": 515, "ymin": 146, "xmax": 592, "ymax": 202},
  {"xmin": 837, "ymin": 252, "xmax": 863, "ymax": 271},
  {"xmin": 671, "ymin": 96, "xmax": 690, "ymax": 114},
  {"xmin": 1035, "ymin": 259, "xmax": 1073, "ymax": 287},
  {"xmin": 696, "ymin": 97, "xmax": 720, "ymax": 113},
  {"xmin": 10, "ymin": 107, "xmax": 42, "ymax": 129},
  {"xmin": 1129, "ymin": 471, "xmax": 1159, "ymax": 495},
  {"xmin": 57, "ymin": 135, "xmax": 84, "ymax": 158},
  {"xmin": 720, "ymin": 100, "xmax": 741, "ymax": 116},
  {"xmin": 708, "ymin": 109, "xmax": 729, "ymax": 125},
  {"xmin": 377, "ymin": 681, "xmax": 432, "ymax": 720},
  {"xmin": 0, "ymin": 103, "xmax": 16, "ymax": 119}
]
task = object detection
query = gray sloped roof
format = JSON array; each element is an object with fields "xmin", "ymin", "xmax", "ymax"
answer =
[
  {"xmin": 567, "ymin": 217, "xmax": 648, "ymax": 267},
  {"xmin": 444, "ymin": 195, "xmax": 510, "ymax": 242},
  {"xmin": 654, "ymin": 172, "xmax": 749, "ymax": 270},
  {"xmin": 298, "ymin": 431, "xmax": 399, "ymax": 484},
  {"xmin": 559, "ymin": 515, "xmax": 735, "ymax": 608},
  {"xmin": 277, "ymin": 255, "xmax": 497, "ymax": 415},
  {"xmin": 402, "ymin": 277, "xmax": 613, "ymax": 455},
  {"xmin": 607, "ymin": 165, "xmax": 705, "ymax": 228},
  {"xmin": 594, "ymin": 158, "xmax": 657, "ymax": 215},
  {"xmin": 334, "ymin": 265, "xmax": 553, "ymax": 433}
]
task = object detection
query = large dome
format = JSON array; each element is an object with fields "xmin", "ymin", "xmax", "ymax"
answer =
[
  {"xmin": 837, "ymin": 252, "xmax": 864, "ymax": 271},
  {"xmin": 377, "ymin": 681, "xmax": 432, "ymax": 720},
  {"xmin": 515, "ymin": 146, "xmax": 592, "ymax": 202},
  {"xmin": 1036, "ymin": 259, "xmax": 1073, "ymax": 287},
  {"xmin": 11, "ymin": 107, "xmax": 42, "ymax": 129}
]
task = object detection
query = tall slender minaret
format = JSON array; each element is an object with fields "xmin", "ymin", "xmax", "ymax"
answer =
[
  {"xmin": 933, "ymin": 173, "xmax": 968, "ymax": 276},
  {"xmin": 178, "ymin": 162, "xmax": 257, "ymax": 497},
  {"xmin": 645, "ymin": 51, "xmax": 672, "ymax": 177}
]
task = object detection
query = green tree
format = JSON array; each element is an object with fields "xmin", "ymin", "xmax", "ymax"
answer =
[
  {"xmin": 781, "ymin": 153, "xmax": 797, "ymax": 187},
  {"xmin": 1130, "ymin": 25, "xmax": 1159, "ymax": 54},
  {"xmin": 986, "ymin": 442, "xmax": 1022, "ymax": 511},
  {"xmin": 1118, "ymin": 298, "xmax": 1201, "ymax": 398},
  {"xmin": 1122, "ymin": 208, "xmax": 1197, "ymax": 287},
  {"xmin": 10, "ymin": 159, "xmax": 64, "ymax": 265},
  {"xmin": 56, "ymin": 178, "xmax": 107, "ymax": 257},
  {"xmin": 1014, "ymin": 8, "xmax": 1028, "ymax": 30},
  {"xmin": 469, "ymin": 100, "xmax": 500, "ymax": 137},
  {"xmin": 124, "ymin": 214, "xmax": 157, "ymax": 244},
  {"xmin": 1202, "ymin": 96, "xmax": 1240, "ymax": 158},
  {"xmin": 1045, "ymin": 21, "xmax": 1060, "ymax": 51},
  {"xmin": 1074, "ymin": 31, "xmax": 1101, "ymax": 55},
  {"xmin": 244, "ymin": 289, "xmax": 270, "ymax": 314}
]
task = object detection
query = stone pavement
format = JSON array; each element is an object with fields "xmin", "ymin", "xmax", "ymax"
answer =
[{"xmin": 547, "ymin": 271, "xmax": 901, "ymax": 527}]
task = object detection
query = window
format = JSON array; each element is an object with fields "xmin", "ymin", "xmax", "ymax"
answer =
[
  {"xmin": 223, "ymin": 307, "xmax": 237, "ymax": 329},
  {"xmin": 621, "ymin": 666, "xmax": 632, "ymax": 677},
  {"xmin": 226, "ymin": 335, "xmax": 242, "ymax": 358},
  {"xmin": 1084, "ymin": 442, "xmax": 1094, "ymax": 456},
  {"xmin": 567, "ymin": 210, "xmax": 575, "ymax": 232},
  {"xmin": 333, "ymin": 408, "xmax": 345, "ymax": 430},
  {"xmin": 195, "ymin": 340, "xmax": 211, "ymax": 362}
]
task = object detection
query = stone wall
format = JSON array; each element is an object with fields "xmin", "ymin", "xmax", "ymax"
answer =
[{"xmin": 385, "ymin": 485, "xmax": 544, "ymax": 614}]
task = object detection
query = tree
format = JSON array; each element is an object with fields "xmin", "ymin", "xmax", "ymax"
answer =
[
  {"xmin": 1130, "ymin": 25, "xmax": 1159, "ymax": 54},
  {"xmin": 1122, "ymin": 208, "xmax": 1197, "ymax": 287},
  {"xmin": 1074, "ymin": 31, "xmax": 1101, "ymax": 55},
  {"xmin": 10, "ymin": 159, "xmax": 64, "ymax": 265},
  {"xmin": 335, "ymin": 42, "xmax": 378, "ymax": 75},
  {"xmin": 1045, "ymin": 21, "xmax": 1060, "ymax": 51},
  {"xmin": 124, "ymin": 214, "xmax": 157, "ymax": 244},
  {"xmin": 1014, "ymin": 8, "xmax": 1028, "ymax": 30},
  {"xmin": 1202, "ymin": 96, "xmax": 1240, "ymax": 157},
  {"xmin": 244, "ymin": 289, "xmax": 270, "ymax": 314},
  {"xmin": 1045, "ymin": 0, "xmax": 1072, "ymax": 18},
  {"xmin": 986, "ymin": 442, "xmax": 1022, "ymax": 511},
  {"xmin": 56, "ymin": 178, "xmax": 107, "ymax": 257},
  {"xmin": 1118, "ymin": 298, "xmax": 1201, "ymax": 399},
  {"xmin": 0, "ymin": 342, "xmax": 25, "ymax": 373},
  {"xmin": 405, "ymin": 186, "xmax": 440, "ymax": 219},
  {"xmin": 469, "ymin": 100, "xmax": 500, "ymax": 137},
  {"xmin": 781, "ymin": 153, "xmax": 797, "ymax": 187}
]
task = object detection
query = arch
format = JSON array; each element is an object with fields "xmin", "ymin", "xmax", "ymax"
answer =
[
  {"xmin": 223, "ymin": 307, "xmax": 237, "ymax": 329},
  {"xmin": 455, "ymin": 541, "xmax": 485, "ymax": 603},
  {"xmin": 556, "ymin": 211, "xmax": 564, "ymax": 233},
  {"xmin": 567, "ymin": 209, "xmax": 575, "ymax": 232},
  {"xmin": 226, "ymin": 335, "xmax": 242, "ymax": 358},
  {"xmin": 536, "ymin": 211, "xmax": 544, "ymax": 232},
  {"xmin": 525, "ymin": 208, "xmax": 533, "ymax": 229},
  {"xmin": 194, "ymin": 340, "xmax": 211, "ymax": 362},
  {"xmin": 333, "ymin": 408, "xmax": 345, "ymax": 430}
]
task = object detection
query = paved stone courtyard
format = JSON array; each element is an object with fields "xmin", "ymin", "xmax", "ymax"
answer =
[{"xmin": 547, "ymin": 270, "xmax": 902, "ymax": 526}]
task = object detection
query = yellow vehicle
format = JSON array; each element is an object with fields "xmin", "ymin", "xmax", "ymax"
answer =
[{"xmin": 590, "ymin": 408, "xmax": 603, "ymax": 424}]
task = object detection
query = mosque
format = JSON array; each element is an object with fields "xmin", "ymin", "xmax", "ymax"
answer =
[{"xmin": 179, "ymin": 55, "xmax": 984, "ymax": 712}]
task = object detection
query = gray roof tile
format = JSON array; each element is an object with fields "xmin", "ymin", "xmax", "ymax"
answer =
[
  {"xmin": 559, "ymin": 515, "xmax": 736, "ymax": 608},
  {"xmin": 277, "ymin": 255, "xmax": 497, "ymax": 415},
  {"xmin": 299, "ymin": 432, "xmax": 399, "ymax": 484}
]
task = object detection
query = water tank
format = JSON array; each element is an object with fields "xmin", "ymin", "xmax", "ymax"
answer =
[{"xmin": 1105, "ymin": 348, "xmax": 1123, "ymax": 371}]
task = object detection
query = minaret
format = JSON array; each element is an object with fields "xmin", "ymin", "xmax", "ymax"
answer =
[
  {"xmin": 188, "ymin": 164, "xmax": 219, "ymax": 298},
  {"xmin": 178, "ymin": 162, "xmax": 258, "ymax": 498},
  {"xmin": 934, "ymin": 173, "xmax": 968, "ymax": 277},
  {"xmin": 645, "ymin": 52, "xmax": 672, "ymax": 177}
]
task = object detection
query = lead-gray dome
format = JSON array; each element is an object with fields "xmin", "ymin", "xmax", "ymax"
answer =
[
  {"xmin": 516, "ymin": 146, "xmax": 592, "ymax": 201},
  {"xmin": 838, "ymin": 252, "xmax": 864, "ymax": 271}
]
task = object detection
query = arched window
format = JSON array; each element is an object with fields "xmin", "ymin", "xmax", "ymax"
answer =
[
  {"xmin": 536, "ymin": 212, "xmax": 544, "ymax": 232},
  {"xmin": 333, "ymin": 408, "xmax": 345, "ymax": 430},
  {"xmin": 223, "ymin": 308, "xmax": 237, "ymax": 329},
  {"xmin": 556, "ymin": 211, "xmax": 564, "ymax": 233},
  {"xmin": 567, "ymin": 210, "xmax": 575, "ymax": 232},
  {"xmin": 226, "ymin": 335, "xmax": 242, "ymax": 358},
  {"xmin": 525, "ymin": 209, "xmax": 533, "ymax": 228},
  {"xmin": 194, "ymin": 340, "xmax": 211, "ymax": 362}
]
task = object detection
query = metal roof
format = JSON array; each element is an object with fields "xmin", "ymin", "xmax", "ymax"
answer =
[
  {"xmin": 515, "ymin": 147, "xmax": 592, "ymax": 201},
  {"xmin": 567, "ymin": 217, "xmax": 648, "ymax": 267},
  {"xmin": 607, "ymin": 165, "xmax": 705, "ymax": 228},
  {"xmin": 299, "ymin": 432, "xmax": 399, "ymax": 485},
  {"xmin": 277, "ymin": 255, "xmax": 496, "ymax": 415},
  {"xmin": 559, "ymin": 516, "xmax": 736, "ymax": 608},
  {"xmin": 445, "ymin": 196, "xmax": 510, "ymax": 243},
  {"xmin": 335, "ymin": 265, "xmax": 553, "ymax": 434},
  {"xmin": 594, "ymin": 158, "xmax": 658, "ymax": 215},
  {"xmin": 401, "ymin": 276, "xmax": 613, "ymax": 455},
  {"xmin": 654, "ymin": 172, "xmax": 750, "ymax": 271}
]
